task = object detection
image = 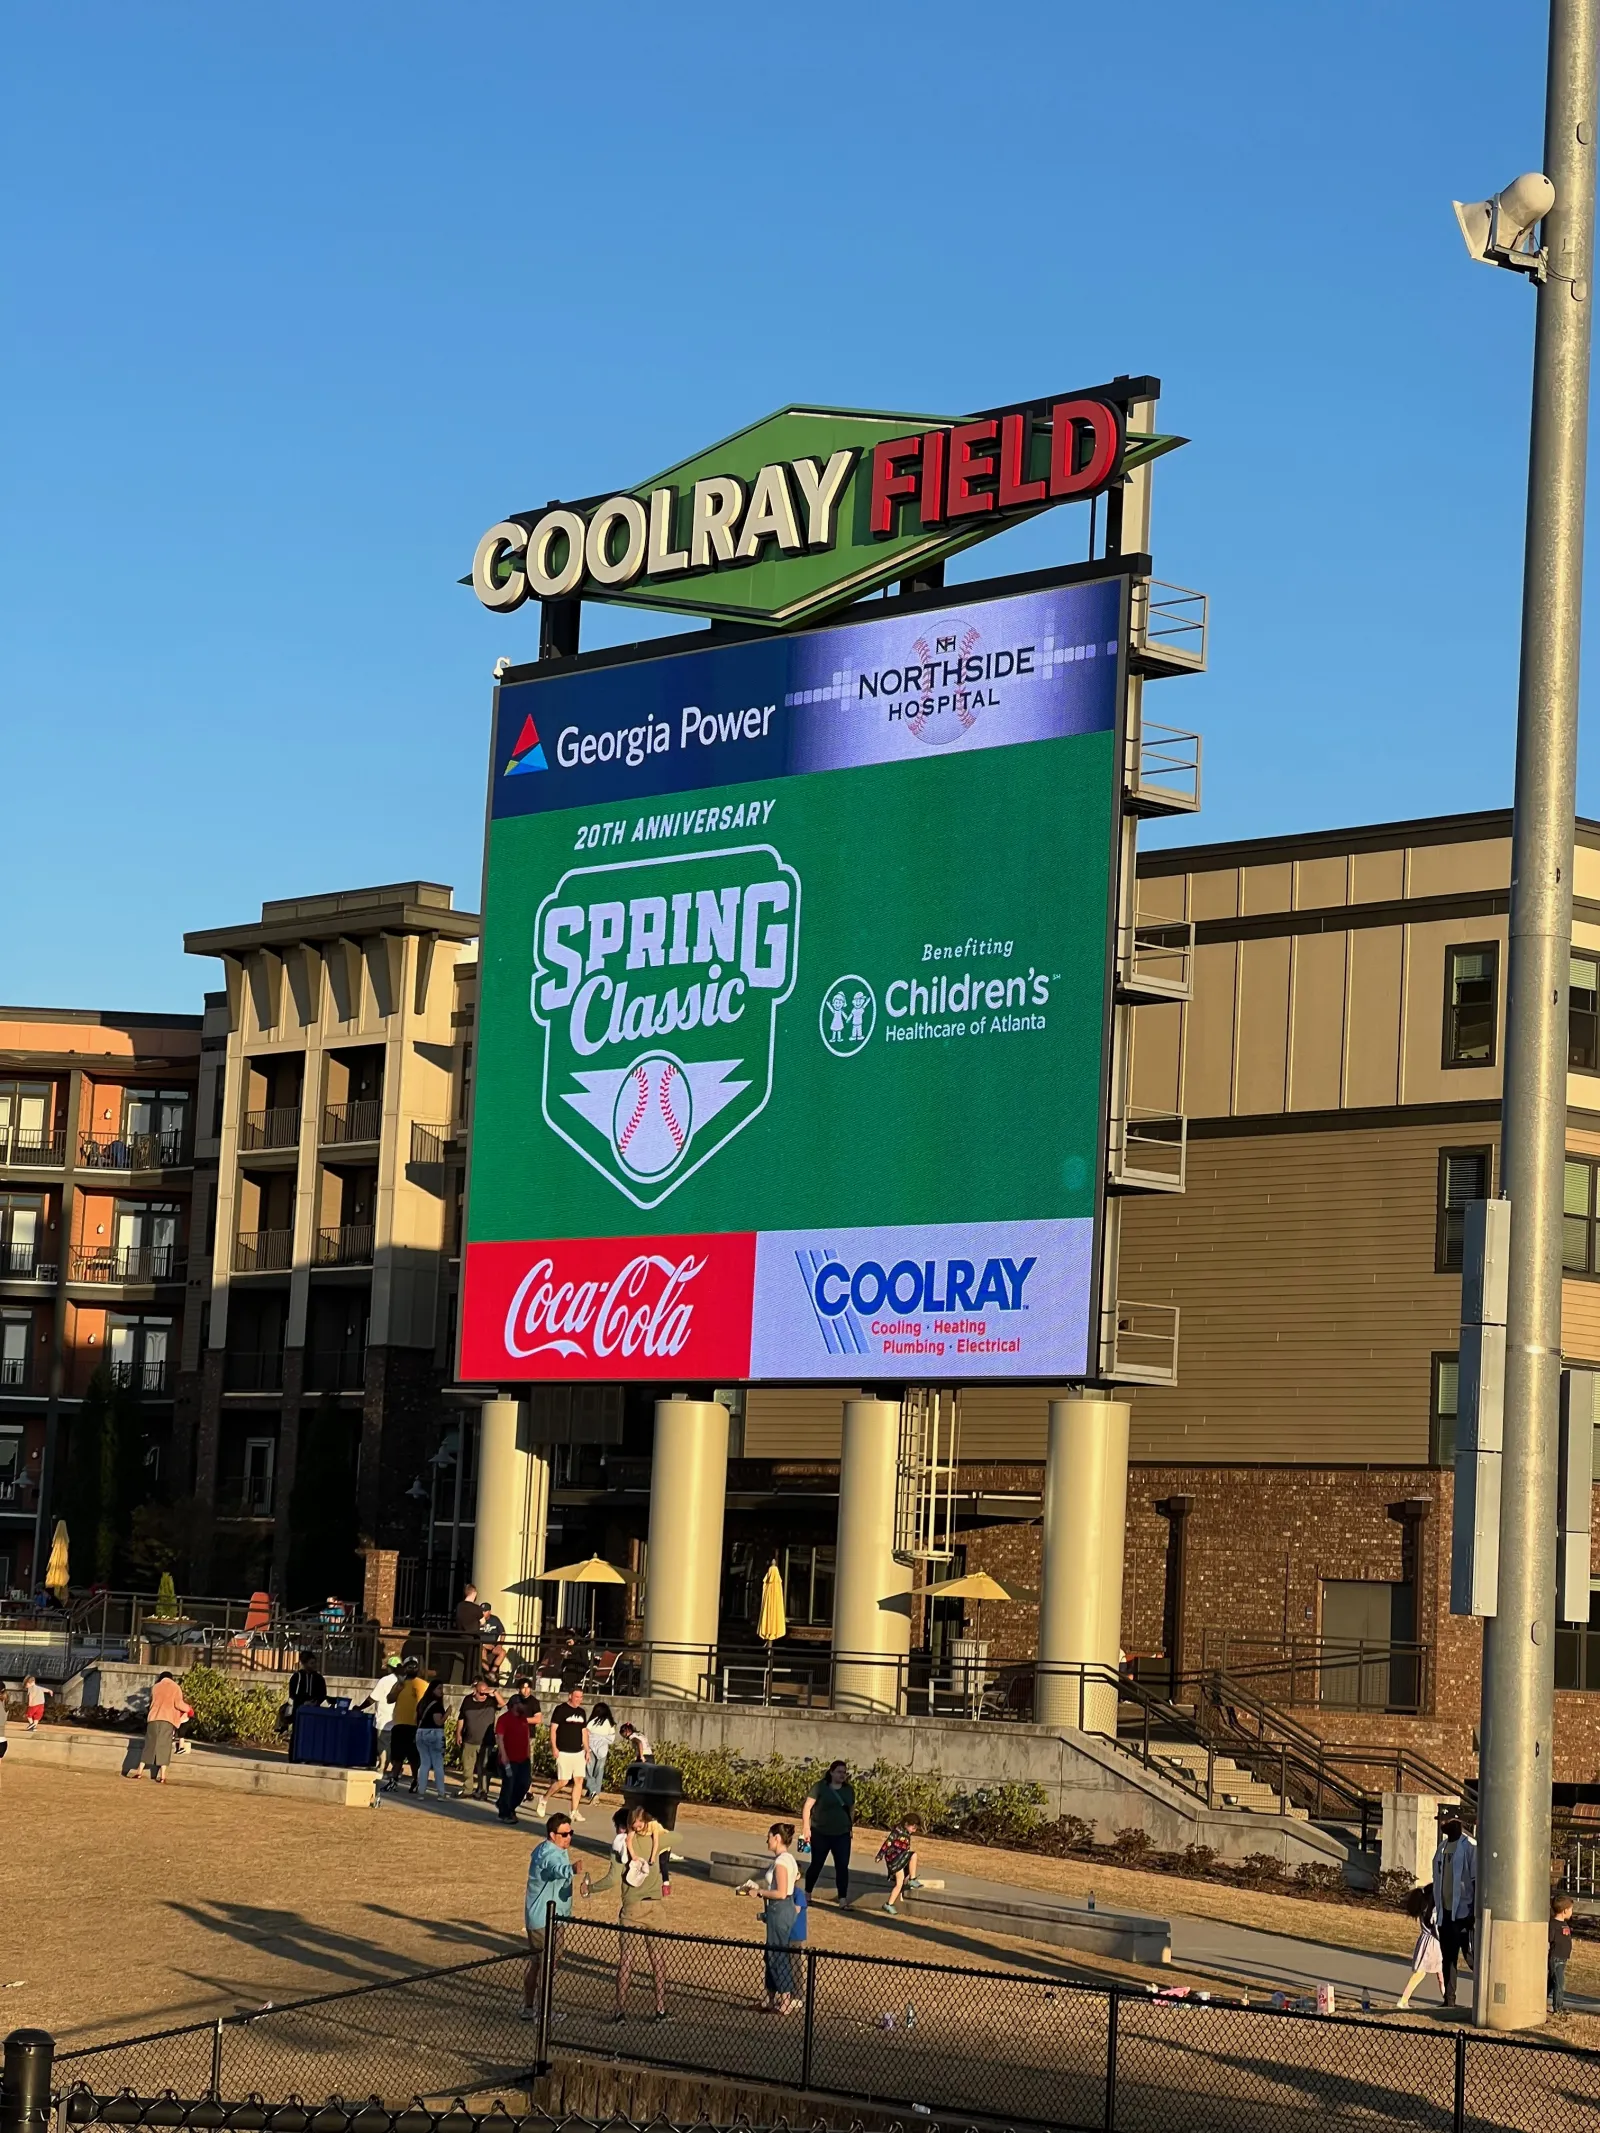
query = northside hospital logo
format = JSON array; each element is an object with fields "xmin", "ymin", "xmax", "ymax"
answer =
[{"xmin": 529, "ymin": 843, "xmax": 800, "ymax": 1209}]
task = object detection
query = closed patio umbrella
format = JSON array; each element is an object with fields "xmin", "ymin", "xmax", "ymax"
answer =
[
  {"xmin": 45, "ymin": 1521, "xmax": 70, "ymax": 1602},
  {"xmin": 757, "ymin": 1560, "xmax": 787, "ymax": 1643}
]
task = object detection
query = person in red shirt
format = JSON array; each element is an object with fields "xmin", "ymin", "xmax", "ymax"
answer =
[{"xmin": 495, "ymin": 1693, "xmax": 536, "ymax": 1823}]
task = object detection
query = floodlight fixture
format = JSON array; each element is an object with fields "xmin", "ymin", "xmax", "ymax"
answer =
[{"xmin": 1452, "ymin": 171, "xmax": 1556, "ymax": 278}]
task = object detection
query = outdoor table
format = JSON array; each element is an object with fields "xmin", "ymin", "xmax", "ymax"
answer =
[{"xmin": 289, "ymin": 1704, "xmax": 376, "ymax": 1768}]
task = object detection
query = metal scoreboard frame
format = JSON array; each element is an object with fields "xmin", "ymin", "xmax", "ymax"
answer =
[{"xmin": 459, "ymin": 545, "xmax": 1200, "ymax": 1390}]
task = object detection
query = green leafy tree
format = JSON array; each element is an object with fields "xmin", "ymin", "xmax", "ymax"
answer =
[{"xmin": 63, "ymin": 1370, "xmax": 149, "ymax": 1584}]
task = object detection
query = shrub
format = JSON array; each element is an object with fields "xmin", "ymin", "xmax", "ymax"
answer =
[
  {"xmin": 1111, "ymin": 1825, "xmax": 1154, "ymax": 1862},
  {"xmin": 1180, "ymin": 1844, "xmax": 1217, "ymax": 1875},
  {"xmin": 180, "ymin": 1667, "xmax": 283, "ymax": 1746},
  {"xmin": 950, "ymin": 1782, "xmax": 1050, "ymax": 1846},
  {"xmin": 151, "ymin": 1572, "xmax": 179, "ymax": 1620},
  {"xmin": 1237, "ymin": 1851, "xmax": 1286, "ymax": 1884},
  {"xmin": 1057, "ymin": 1814, "xmax": 1098, "ymax": 1854},
  {"xmin": 1292, "ymin": 1861, "xmax": 1347, "ymax": 1895},
  {"xmin": 1376, "ymin": 1868, "xmax": 1420, "ymax": 1905}
]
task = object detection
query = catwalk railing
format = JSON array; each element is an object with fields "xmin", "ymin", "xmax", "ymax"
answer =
[{"xmin": 33, "ymin": 1921, "xmax": 1600, "ymax": 2133}]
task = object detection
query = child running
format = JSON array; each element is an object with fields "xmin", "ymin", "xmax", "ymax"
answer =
[
  {"xmin": 22, "ymin": 1677, "xmax": 45, "ymax": 1733},
  {"xmin": 1395, "ymin": 1883, "xmax": 1445, "ymax": 2009},
  {"xmin": 878, "ymin": 1814, "xmax": 924, "ymax": 1914}
]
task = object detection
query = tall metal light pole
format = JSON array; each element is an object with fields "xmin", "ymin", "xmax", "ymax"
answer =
[{"xmin": 1468, "ymin": 0, "xmax": 1598, "ymax": 2032}]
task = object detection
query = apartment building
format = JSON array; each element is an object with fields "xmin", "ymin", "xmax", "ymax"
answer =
[
  {"xmin": 0, "ymin": 1005, "xmax": 202, "ymax": 1594},
  {"xmin": 180, "ymin": 883, "xmax": 478, "ymax": 1599}
]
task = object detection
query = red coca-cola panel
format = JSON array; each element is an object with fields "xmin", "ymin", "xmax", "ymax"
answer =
[{"xmin": 461, "ymin": 1231, "xmax": 756, "ymax": 1381}]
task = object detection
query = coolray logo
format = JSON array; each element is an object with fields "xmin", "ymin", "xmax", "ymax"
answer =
[
  {"xmin": 531, "ymin": 843, "xmax": 801, "ymax": 1208},
  {"xmin": 505, "ymin": 713, "xmax": 548, "ymax": 776},
  {"xmin": 811, "ymin": 1252, "xmax": 1037, "ymax": 1319},
  {"xmin": 503, "ymin": 1250, "xmax": 705, "ymax": 1360}
]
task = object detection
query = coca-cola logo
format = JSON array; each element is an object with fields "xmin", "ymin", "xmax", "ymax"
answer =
[{"xmin": 503, "ymin": 1251, "xmax": 705, "ymax": 1361}]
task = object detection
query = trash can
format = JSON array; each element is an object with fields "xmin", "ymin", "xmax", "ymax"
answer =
[{"xmin": 622, "ymin": 1760, "xmax": 684, "ymax": 1830}]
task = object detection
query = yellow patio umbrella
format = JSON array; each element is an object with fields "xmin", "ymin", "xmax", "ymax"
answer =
[
  {"xmin": 539, "ymin": 1555, "xmax": 631, "ymax": 1638},
  {"xmin": 925, "ymin": 1569, "xmax": 1012, "ymax": 1653},
  {"xmin": 44, "ymin": 1520, "xmax": 70, "ymax": 1601},
  {"xmin": 757, "ymin": 1560, "xmax": 787, "ymax": 1643}
]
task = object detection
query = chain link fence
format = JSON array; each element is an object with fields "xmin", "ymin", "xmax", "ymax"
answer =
[{"xmin": 46, "ymin": 1923, "xmax": 1600, "ymax": 2131}]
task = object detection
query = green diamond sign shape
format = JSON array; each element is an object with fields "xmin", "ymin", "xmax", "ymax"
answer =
[{"xmin": 471, "ymin": 391, "xmax": 1183, "ymax": 630}]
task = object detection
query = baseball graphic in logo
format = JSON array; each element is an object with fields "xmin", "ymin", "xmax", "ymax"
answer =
[
  {"xmin": 820, "ymin": 976, "xmax": 876, "ymax": 1058},
  {"xmin": 611, "ymin": 1052, "xmax": 694, "ymax": 1180},
  {"xmin": 906, "ymin": 624, "xmax": 983, "ymax": 744}
]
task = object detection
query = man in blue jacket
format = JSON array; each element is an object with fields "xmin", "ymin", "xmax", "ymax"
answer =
[{"xmin": 522, "ymin": 1812, "xmax": 589, "ymax": 2019}]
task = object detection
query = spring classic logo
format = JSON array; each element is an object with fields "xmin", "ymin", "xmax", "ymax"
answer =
[{"xmin": 531, "ymin": 843, "xmax": 801, "ymax": 1208}]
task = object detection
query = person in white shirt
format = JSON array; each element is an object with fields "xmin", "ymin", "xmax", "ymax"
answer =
[
  {"xmin": 585, "ymin": 1702, "xmax": 617, "ymax": 1801},
  {"xmin": 364, "ymin": 1661, "xmax": 402, "ymax": 1764},
  {"xmin": 1431, "ymin": 1814, "xmax": 1478, "ymax": 2008},
  {"xmin": 741, "ymin": 1821, "xmax": 802, "ymax": 2013}
]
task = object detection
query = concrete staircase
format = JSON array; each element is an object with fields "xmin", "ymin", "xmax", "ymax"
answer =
[{"xmin": 1134, "ymin": 1737, "xmax": 1310, "ymax": 1821}]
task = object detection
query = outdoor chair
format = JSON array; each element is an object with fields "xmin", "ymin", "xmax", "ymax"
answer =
[
  {"xmin": 228, "ymin": 1590, "xmax": 272, "ymax": 1669},
  {"xmin": 582, "ymin": 1647, "xmax": 620, "ymax": 1692}
]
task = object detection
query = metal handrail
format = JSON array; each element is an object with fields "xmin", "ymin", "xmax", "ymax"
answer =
[
  {"xmin": 234, "ymin": 1228, "xmax": 292, "ymax": 1273},
  {"xmin": 1102, "ymin": 1297, "xmax": 1180, "ymax": 1383},
  {"xmin": 315, "ymin": 1223, "xmax": 374, "ymax": 1266},
  {"xmin": 69, "ymin": 1245, "xmax": 183, "ymax": 1283},
  {"xmin": 78, "ymin": 1129, "xmax": 187, "ymax": 1171},
  {"xmin": 0, "ymin": 1127, "xmax": 66, "ymax": 1166},
  {"xmin": 240, "ymin": 1105, "xmax": 301, "ymax": 1151},
  {"xmin": 1109, "ymin": 1105, "xmax": 1187, "ymax": 1189},
  {"xmin": 322, "ymin": 1100, "xmax": 382, "ymax": 1144}
]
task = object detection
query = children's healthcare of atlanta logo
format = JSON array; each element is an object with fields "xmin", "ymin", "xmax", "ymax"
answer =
[{"xmin": 529, "ymin": 843, "xmax": 801, "ymax": 1209}]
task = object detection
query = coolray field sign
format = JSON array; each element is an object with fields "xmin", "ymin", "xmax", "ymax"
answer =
[
  {"xmin": 461, "ymin": 567, "xmax": 1130, "ymax": 1384},
  {"xmin": 469, "ymin": 379, "xmax": 1182, "ymax": 628}
]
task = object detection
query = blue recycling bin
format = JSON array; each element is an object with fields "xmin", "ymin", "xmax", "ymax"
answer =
[{"xmin": 290, "ymin": 1704, "xmax": 376, "ymax": 1768}]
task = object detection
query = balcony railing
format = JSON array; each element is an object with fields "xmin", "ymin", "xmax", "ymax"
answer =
[
  {"xmin": 0, "ymin": 1359, "xmax": 28, "ymax": 1391},
  {"xmin": 1101, "ymin": 1298, "xmax": 1180, "ymax": 1385},
  {"xmin": 1, "ymin": 1242, "xmax": 56, "ymax": 1280},
  {"xmin": 409, "ymin": 1120, "xmax": 461, "ymax": 1164},
  {"xmin": 234, "ymin": 1228, "xmax": 293, "ymax": 1274},
  {"xmin": 108, "ymin": 1358, "xmax": 169, "ymax": 1395},
  {"xmin": 1125, "ymin": 720, "xmax": 1202, "ymax": 815},
  {"xmin": 0, "ymin": 1128, "xmax": 65, "ymax": 1168},
  {"xmin": 1118, "ymin": 917, "xmax": 1194, "ymax": 1002},
  {"xmin": 223, "ymin": 1347, "xmax": 285, "ymax": 1393},
  {"xmin": 306, "ymin": 1346, "xmax": 366, "ymax": 1392},
  {"xmin": 315, "ymin": 1223, "xmax": 374, "ymax": 1267},
  {"xmin": 69, "ymin": 1245, "xmax": 183, "ymax": 1284},
  {"xmin": 240, "ymin": 1105, "xmax": 301, "ymax": 1151},
  {"xmin": 1130, "ymin": 578, "xmax": 1209, "ymax": 675},
  {"xmin": 1108, "ymin": 1106, "xmax": 1188, "ymax": 1191},
  {"xmin": 78, "ymin": 1129, "xmax": 187, "ymax": 1171},
  {"xmin": 322, "ymin": 1100, "xmax": 382, "ymax": 1145}
]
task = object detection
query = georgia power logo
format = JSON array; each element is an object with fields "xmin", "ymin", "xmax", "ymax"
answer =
[{"xmin": 531, "ymin": 843, "xmax": 800, "ymax": 1208}]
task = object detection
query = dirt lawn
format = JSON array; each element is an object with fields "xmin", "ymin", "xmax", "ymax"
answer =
[{"xmin": 2, "ymin": 1764, "xmax": 1212, "ymax": 2048}]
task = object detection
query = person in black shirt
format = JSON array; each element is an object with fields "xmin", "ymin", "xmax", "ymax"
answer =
[
  {"xmin": 415, "ymin": 1672, "xmax": 449, "ymax": 1801},
  {"xmin": 540, "ymin": 1687, "xmax": 589, "ymax": 1824},
  {"xmin": 457, "ymin": 1677, "xmax": 503, "ymax": 1799},
  {"xmin": 288, "ymin": 1652, "xmax": 327, "ymax": 1711}
]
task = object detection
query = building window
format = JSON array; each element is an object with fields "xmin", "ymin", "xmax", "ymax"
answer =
[
  {"xmin": 106, "ymin": 1313, "xmax": 172, "ymax": 1394},
  {"xmin": 1436, "ymin": 1147, "xmax": 1492, "ymax": 1272},
  {"xmin": 0, "ymin": 1195, "xmax": 45, "ymax": 1278},
  {"xmin": 1573, "ymin": 954, "xmax": 1600, "ymax": 1072},
  {"xmin": 1, "ymin": 1314, "xmax": 31, "ymax": 1390},
  {"xmin": 783, "ymin": 1543, "xmax": 836, "ymax": 1627},
  {"xmin": 1431, "ymin": 1353, "xmax": 1460, "ymax": 1467},
  {"xmin": 1444, "ymin": 944, "xmax": 1499, "ymax": 1067},
  {"xmin": 242, "ymin": 1436, "xmax": 276, "ymax": 1518},
  {"xmin": 1564, "ymin": 1158, "xmax": 1600, "ymax": 1276}
]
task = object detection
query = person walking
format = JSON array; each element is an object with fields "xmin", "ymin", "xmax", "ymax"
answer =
[
  {"xmin": 585, "ymin": 1701, "xmax": 617, "ymax": 1801},
  {"xmin": 458, "ymin": 1677, "xmax": 502, "ymax": 1799},
  {"xmin": 539, "ymin": 1686, "xmax": 589, "ymax": 1823},
  {"xmin": 619, "ymin": 1720, "xmax": 652, "ymax": 1761},
  {"xmin": 741, "ymin": 1821, "xmax": 803, "ymax": 2014},
  {"xmin": 1394, "ymin": 1885, "xmax": 1445, "ymax": 2009},
  {"xmin": 1551, "ymin": 1894, "xmax": 1576, "ymax": 2015},
  {"xmin": 386, "ymin": 1661, "xmax": 427, "ymax": 1794},
  {"xmin": 496, "ymin": 1690, "xmax": 535, "ymax": 1823},
  {"xmin": 1430, "ymin": 1813, "xmax": 1478, "ymax": 2009},
  {"xmin": 592, "ymin": 1803, "xmax": 670, "ymax": 2020},
  {"xmin": 877, "ymin": 1814, "xmax": 924, "ymax": 1914},
  {"xmin": 801, "ymin": 1760, "xmax": 855, "ymax": 1905},
  {"xmin": 521, "ymin": 1810, "xmax": 590, "ymax": 2019},
  {"xmin": 22, "ymin": 1676, "xmax": 45, "ymax": 1733},
  {"xmin": 415, "ymin": 1672, "xmax": 449, "ymax": 1801},
  {"xmin": 365, "ymin": 1658, "xmax": 402, "ymax": 1772},
  {"xmin": 130, "ymin": 1671, "xmax": 192, "ymax": 1784}
]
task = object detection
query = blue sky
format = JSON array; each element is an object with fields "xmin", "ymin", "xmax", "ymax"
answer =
[{"xmin": 0, "ymin": 5, "xmax": 1575, "ymax": 1008}]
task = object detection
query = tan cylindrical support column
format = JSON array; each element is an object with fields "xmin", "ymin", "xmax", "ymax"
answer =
[
  {"xmin": 643, "ymin": 1398, "xmax": 729, "ymax": 1700},
  {"xmin": 1036, "ymin": 1391, "xmax": 1131, "ymax": 1735},
  {"xmin": 471, "ymin": 1398, "xmax": 549, "ymax": 1652},
  {"xmin": 832, "ymin": 1398, "xmax": 913, "ymax": 1714}
]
